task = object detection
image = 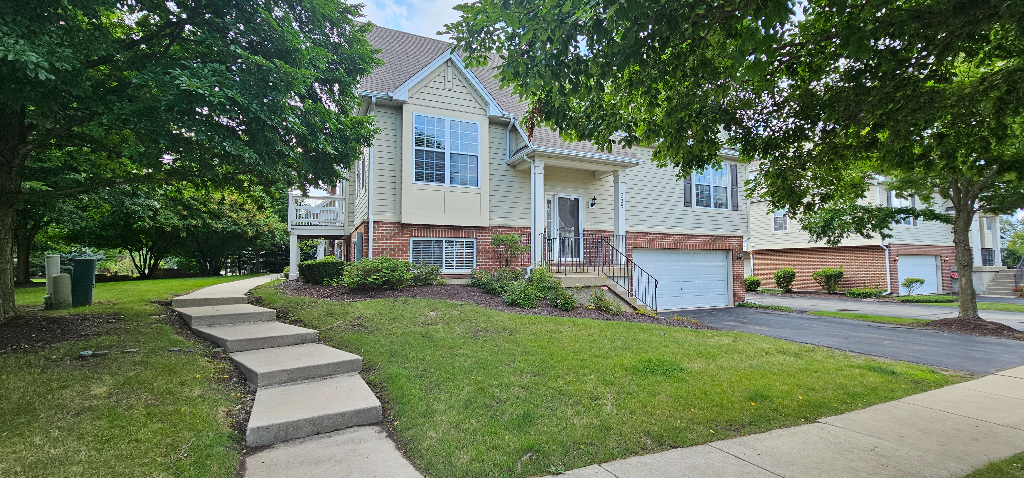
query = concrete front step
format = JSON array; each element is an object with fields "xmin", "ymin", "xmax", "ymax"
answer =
[
  {"xmin": 176, "ymin": 304, "xmax": 277, "ymax": 327},
  {"xmin": 231, "ymin": 343, "xmax": 362, "ymax": 388},
  {"xmin": 172, "ymin": 295, "xmax": 248, "ymax": 308},
  {"xmin": 246, "ymin": 374, "xmax": 382, "ymax": 447},
  {"xmin": 192, "ymin": 322, "xmax": 318, "ymax": 352}
]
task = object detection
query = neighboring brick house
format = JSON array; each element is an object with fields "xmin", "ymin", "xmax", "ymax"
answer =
[
  {"xmin": 746, "ymin": 171, "xmax": 1004, "ymax": 295},
  {"xmin": 287, "ymin": 26, "xmax": 753, "ymax": 310}
]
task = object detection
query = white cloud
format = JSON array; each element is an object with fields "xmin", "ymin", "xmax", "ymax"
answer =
[{"xmin": 360, "ymin": 0, "xmax": 464, "ymax": 40}]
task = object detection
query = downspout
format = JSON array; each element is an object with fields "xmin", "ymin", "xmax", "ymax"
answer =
[
  {"xmin": 880, "ymin": 239, "xmax": 892, "ymax": 295},
  {"xmin": 367, "ymin": 97, "xmax": 376, "ymax": 259}
]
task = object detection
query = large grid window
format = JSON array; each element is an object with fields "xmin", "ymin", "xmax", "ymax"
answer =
[
  {"xmin": 694, "ymin": 165, "xmax": 729, "ymax": 209},
  {"xmin": 410, "ymin": 238, "xmax": 476, "ymax": 272},
  {"xmin": 413, "ymin": 114, "xmax": 479, "ymax": 187},
  {"xmin": 773, "ymin": 209, "xmax": 789, "ymax": 231}
]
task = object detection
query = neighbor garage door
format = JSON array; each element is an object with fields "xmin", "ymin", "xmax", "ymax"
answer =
[
  {"xmin": 897, "ymin": 255, "xmax": 939, "ymax": 294},
  {"xmin": 631, "ymin": 249, "xmax": 731, "ymax": 310}
]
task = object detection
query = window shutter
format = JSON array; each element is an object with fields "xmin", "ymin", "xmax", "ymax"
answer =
[
  {"xmin": 730, "ymin": 164, "xmax": 739, "ymax": 211},
  {"xmin": 683, "ymin": 174, "xmax": 692, "ymax": 207},
  {"xmin": 911, "ymin": 196, "xmax": 917, "ymax": 225}
]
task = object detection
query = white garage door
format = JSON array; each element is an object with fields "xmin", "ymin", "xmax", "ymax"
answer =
[
  {"xmin": 631, "ymin": 249, "xmax": 731, "ymax": 310},
  {"xmin": 897, "ymin": 255, "xmax": 939, "ymax": 294}
]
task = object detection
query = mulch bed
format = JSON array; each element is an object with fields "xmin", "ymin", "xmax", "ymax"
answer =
[
  {"xmin": 276, "ymin": 280, "xmax": 716, "ymax": 331},
  {"xmin": 0, "ymin": 313, "xmax": 125, "ymax": 353},
  {"xmin": 921, "ymin": 317, "xmax": 1024, "ymax": 341}
]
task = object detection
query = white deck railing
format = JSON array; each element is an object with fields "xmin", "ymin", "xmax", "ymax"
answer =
[{"xmin": 287, "ymin": 193, "xmax": 345, "ymax": 229}]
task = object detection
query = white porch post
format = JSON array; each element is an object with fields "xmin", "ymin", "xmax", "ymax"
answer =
[
  {"xmin": 288, "ymin": 234, "xmax": 300, "ymax": 280},
  {"xmin": 971, "ymin": 216, "xmax": 983, "ymax": 266},
  {"xmin": 316, "ymin": 240, "xmax": 325, "ymax": 260},
  {"xmin": 531, "ymin": 159, "xmax": 546, "ymax": 265},
  {"xmin": 612, "ymin": 170, "xmax": 627, "ymax": 258},
  {"xmin": 993, "ymin": 216, "xmax": 1002, "ymax": 266}
]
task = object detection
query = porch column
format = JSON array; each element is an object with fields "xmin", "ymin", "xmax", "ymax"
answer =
[
  {"xmin": 531, "ymin": 159, "xmax": 546, "ymax": 265},
  {"xmin": 993, "ymin": 216, "xmax": 1002, "ymax": 266},
  {"xmin": 971, "ymin": 216, "xmax": 983, "ymax": 266},
  {"xmin": 612, "ymin": 170, "xmax": 627, "ymax": 257},
  {"xmin": 316, "ymin": 240, "xmax": 325, "ymax": 260},
  {"xmin": 288, "ymin": 233, "xmax": 299, "ymax": 280}
]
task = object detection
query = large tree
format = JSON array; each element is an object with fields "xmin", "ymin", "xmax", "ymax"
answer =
[
  {"xmin": 0, "ymin": 0, "xmax": 379, "ymax": 318},
  {"xmin": 449, "ymin": 0, "xmax": 1024, "ymax": 321}
]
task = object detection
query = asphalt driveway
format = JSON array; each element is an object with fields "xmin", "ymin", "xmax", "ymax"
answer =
[
  {"xmin": 746, "ymin": 293, "xmax": 1024, "ymax": 331},
  {"xmin": 663, "ymin": 307, "xmax": 1024, "ymax": 375}
]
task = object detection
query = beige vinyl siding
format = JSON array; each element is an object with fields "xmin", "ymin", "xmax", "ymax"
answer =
[
  {"xmin": 886, "ymin": 190, "xmax": 954, "ymax": 246},
  {"xmin": 622, "ymin": 148, "xmax": 749, "ymax": 236},
  {"xmin": 510, "ymin": 126, "xmax": 529, "ymax": 155},
  {"xmin": 488, "ymin": 123, "xmax": 531, "ymax": 226},
  {"xmin": 544, "ymin": 167, "xmax": 615, "ymax": 230},
  {"xmin": 367, "ymin": 105, "xmax": 403, "ymax": 223},
  {"xmin": 406, "ymin": 62, "xmax": 489, "ymax": 117}
]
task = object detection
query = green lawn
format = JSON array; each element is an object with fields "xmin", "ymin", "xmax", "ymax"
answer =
[
  {"xmin": 255, "ymin": 283, "xmax": 965, "ymax": 478},
  {"xmin": 926, "ymin": 302, "xmax": 1024, "ymax": 313},
  {"xmin": 963, "ymin": 453, "xmax": 1024, "ymax": 477},
  {"xmin": 809, "ymin": 311, "xmax": 931, "ymax": 326},
  {"xmin": 1, "ymin": 276, "xmax": 255, "ymax": 478}
]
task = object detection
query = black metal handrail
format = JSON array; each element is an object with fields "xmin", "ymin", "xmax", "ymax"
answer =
[
  {"xmin": 1015, "ymin": 256, "xmax": 1024, "ymax": 289},
  {"xmin": 540, "ymin": 233, "xmax": 658, "ymax": 311}
]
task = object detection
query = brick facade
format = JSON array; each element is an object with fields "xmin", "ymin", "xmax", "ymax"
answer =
[{"xmin": 751, "ymin": 244, "xmax": 955, "ymax": 293}]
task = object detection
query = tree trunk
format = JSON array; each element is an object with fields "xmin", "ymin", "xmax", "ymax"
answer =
[
  {"xmin": 952, "ymin": 199, "xmax": 981, "ymax": 320},
  {"xmin": 0, "ymin": 104, "xmax": 30, "ymax": 320},
  {"xmin": 14, "ymin": 227, "xmax": 34, "ymax": 284}
]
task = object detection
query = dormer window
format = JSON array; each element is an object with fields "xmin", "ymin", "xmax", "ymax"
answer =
[{"xmin": 413, "ymin": 113, "xmax": 480, "ymax": 187}]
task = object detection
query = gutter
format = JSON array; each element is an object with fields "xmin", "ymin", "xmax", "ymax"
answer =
[{"xmin": 367, "ymin": 96, "xmax": 377, "ymax": 259}]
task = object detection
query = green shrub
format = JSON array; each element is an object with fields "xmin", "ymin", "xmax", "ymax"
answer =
[
  {"xmin": 736, "ymin": 302, "xmax": 794, "ymax": 312},
  {"xmin": 588, "ymin": 288, "xmax": 623, "ymax": 315},
  {"xmin": 502, "ymin": 280, "xmax": 539, "ymax": 308},
  {"xmin": 897, "ymin": 294, "xmax": 957, "ymax": 303},
  {"xmin": 343, "ymin": 257, "xmax": 412, "ymax": 290},
  {"xmin": 901, "ymin": 277, "xmax": 926, "ymax": 296},
  {"xmin": 812, "ymin": 268, "xmax": 845, "ymax": 293},
  {"xmin": 773, "ymin": 268, "xmax": 797, "ymax": 292},
  {"xmin": 527, "ymin": 265, "xmax": 562, "ymax": 299},
  {"xmin": 491, "ymin": 233, "xmax": 529, "ymax": 268},
  {"xmin": 846, "ymin": 287, "xmax": 886, "ymax": 298},
  {"xmin": 297, "ymin": 257, "xmax": 347, "ymax": 285},
  {"xmin": 548, "ymin": 286, "xmax": 578, "ymax": 311},
  {"xmin": 744, "ymin": 276, "xmax": 762, "ymax": 292},
  {"xmin": 469, "ymin": 267, "xmax": 524, "ymax": 296},
  {"xmin": 410, "ymin": 263, "xmax": 443, "ymax": 286}
]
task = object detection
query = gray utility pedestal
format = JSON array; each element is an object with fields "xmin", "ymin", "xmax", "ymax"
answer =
[{"xmin": 46, "ymin": 274, "xmax": 72, "ymax": 310}]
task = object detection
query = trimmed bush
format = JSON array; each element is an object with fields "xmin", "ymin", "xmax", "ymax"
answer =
[
  {"xmin": 744, "ymin": 276, "xmax": 762, "ymax": 292},
  {"xmin": 901, "ymin": 277, "xmax": 926, "ymax": 296},
  {"xmin": 410, "ymin": 263, "xmax": 443, "ymax": 286},
  {"xmin": 846, "ymin": 287, "xmax": 885, "ymax": 298},
  {"xmin": 502, "ymin": 280, "xmax": 539, "ymax": 308},
  {"xmin": 773, "ymin": 268, "xmax": 797, "ymax": 293},
  {"xmin": 812, "ymin": 268, "xmax": 844, "ymax": 294},
  {"xmin": 297, "ymin": 257, "xmax": 347, "ymax": 285},
  {"xmin": 343, "ymin": 257, "xmax": 412, "ymax": 290},
  {"xmin": 897, "ymin": 294, "xmax": 957, "ymax": 303},
  {"xmin": 469, "ymin": 267, "xmax": 524, "ymax": 296},
  {"xmin": 588, "ymin": 288, "xmax": 623, "ymax": 315}
]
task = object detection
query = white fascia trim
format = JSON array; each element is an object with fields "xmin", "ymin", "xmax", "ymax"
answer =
[
  {"xmin": 533, "ymin": 146, "xmax": 642, "ymax": 164},
  {"xmin": 390, "ymin": 50, "xmax": 510, "ymax": 118},
  {"xmin": 358, "ymin": 90, "xmax": 392, "ymax": 99}
]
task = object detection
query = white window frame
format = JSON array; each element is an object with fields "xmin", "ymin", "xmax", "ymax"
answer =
[
  {"xmin": 409, "ymin": 238, "xmax": 477, "ymax": 272},
  {"xmin": 694, "ymin": 165, "xmax": 730, "ymax": 210},
  {"xmin": 891, "ymin": 194, "xmax": 915, "ymax": 226},
  {"xmin": 773, "ymin": 209, "xmax": 789, "ymax": 232},
  {"xmin": 412, "ymin": 113, "xmax": 481, "ymax": 188}
]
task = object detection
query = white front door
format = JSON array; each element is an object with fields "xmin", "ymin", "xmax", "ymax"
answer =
[
  {"xmin": 631, "ymin": 249, "xmax": 732, "ymax": 309},
  {"xmin": 898, "ymin": 255, "xmax": 939, "ymax": 294},
  {"xmin": 550, "ymin": 195, "xmax": 582, "ymax": 260}
]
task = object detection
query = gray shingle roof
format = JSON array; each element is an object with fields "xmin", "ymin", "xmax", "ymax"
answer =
[{"xmin": 360, "ymin": 26, "xmax": 638, "ymax": 161}]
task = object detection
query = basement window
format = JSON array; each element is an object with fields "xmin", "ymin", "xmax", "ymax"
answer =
[{"xmin": 410, "ymin": 238, "xmax": 476, "ymax": 272}]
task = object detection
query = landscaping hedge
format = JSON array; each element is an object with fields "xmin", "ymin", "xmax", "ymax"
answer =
[
  {"xmin": 774, "ymin": 268, "xmax": 797, "ymax": 293},
  {"xmin": 846, "ymin": 287, "xmax": 886, "ymax": 298},
  {"xmin": 297, "ymin": 257, "xmax": 346, "ymax": 285},
  {"xmin": 344, "ymin": 257, "xmax": 413, "ymax": 290},
  {"xmin": 744, "ymin": 276, "xmax": 762, "ymax": 292},
  {"xmin": 812, "ymin": 268, "xmax": 844, "ymax": 293},
  {"xmin": 897, "ymin": 294, "xmax": 957, "ymax": 303}
]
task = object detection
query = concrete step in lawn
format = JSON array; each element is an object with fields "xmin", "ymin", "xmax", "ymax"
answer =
[
  {"xmin": 231, "ymin": 343, "xmax": 362, "ymax": 388},
  {"xmin": 176, "ymin": 304, "xmax": 277, "ymax": 327},
  {"xmin": 191, "ymin": 322, "xmax": 318, "ymax": 352},
  {"xmin": 171, "ymin": 294, "xmax": 247, "ymax": 308},
  {"xmin": 246, "ymin": 374, "xmax": 382, "ymax": 447}
]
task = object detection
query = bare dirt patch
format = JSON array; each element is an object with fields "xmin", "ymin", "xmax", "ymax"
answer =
[
  {"xmin": 0, "ymin": 313, "xmax": 125, "ymax": 353},
  {"xmin": 921, "ymin": 317, "xmax": 1024, "ymax": 341},
  {"xmin": 276, "ymin": 280, "xmax": 716, "ymax": 331}
]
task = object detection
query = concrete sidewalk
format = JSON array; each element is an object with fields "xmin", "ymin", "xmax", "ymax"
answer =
[
  {"xmin": 748, "ymin": 293, "xmax": 1024, "ymax": 331},
  {"xmin": 549, "ymin": 366, "xmax": 1024, "ymax": 478}
]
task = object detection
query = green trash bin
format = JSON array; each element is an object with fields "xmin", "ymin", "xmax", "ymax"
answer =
[{"xmin": 72, "ymin": 258, "xmax": 97, "ymax": 307}]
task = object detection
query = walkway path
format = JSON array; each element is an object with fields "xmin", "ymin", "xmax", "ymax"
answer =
[
  {"xmin": 747, "ymin": 293, "xmax": 1024, "ymax": 331},
  {"xmin": 664, "ymin": 307, "xmax": 1024, "ymax": 374},
  {"xmin": 172, "ymin": 275, "xmax": 420, "ymax": 478},
  {"xmin": 548, "ymin": 366, "xmax": 1024, "ymax": 478}
]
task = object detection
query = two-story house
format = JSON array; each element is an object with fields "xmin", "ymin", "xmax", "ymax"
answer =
[
  {"xmin": 746, "ymin": 171, "xmax": 1007, "ymax": 295},
  {"xmin": 286, "ymin": 26, "xmax": 753, "ymax": 311}
]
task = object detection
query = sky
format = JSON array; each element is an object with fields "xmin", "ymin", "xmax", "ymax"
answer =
[{"xmin": 361, "ymin": 0, "xmax": 463, "ymax": 40}]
